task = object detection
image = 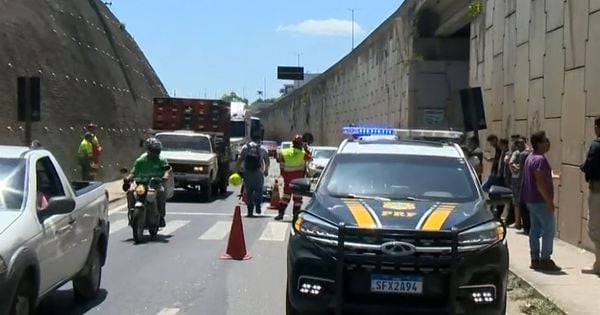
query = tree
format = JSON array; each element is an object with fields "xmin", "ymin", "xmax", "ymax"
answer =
[{"xmin": 221, "ymin": 91, "xmax": 249, "ymax": 104}]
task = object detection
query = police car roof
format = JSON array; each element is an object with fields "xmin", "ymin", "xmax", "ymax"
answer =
[{"xmin": 338, "ymin": 135, "xmax": 462, "ymax": 158}]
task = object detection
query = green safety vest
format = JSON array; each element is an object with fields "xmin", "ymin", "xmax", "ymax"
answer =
[{"xmin": 281, "ymin": 147, "xmax": 305, "ymax": 172}]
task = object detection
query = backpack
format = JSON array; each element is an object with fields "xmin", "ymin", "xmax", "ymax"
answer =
[{"xmin": 244, "ymin": 142, "xmax": 261, "ymax": 171}]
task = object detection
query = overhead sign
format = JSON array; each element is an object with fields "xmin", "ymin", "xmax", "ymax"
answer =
[{"xmin": 277, "ymin": 66, "xmax": 304, "ymax": 80}]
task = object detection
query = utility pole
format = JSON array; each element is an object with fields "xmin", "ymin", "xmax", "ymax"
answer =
[{"xmin": 348, "ymin": 8, "xmax": 358, "ymax": 50}]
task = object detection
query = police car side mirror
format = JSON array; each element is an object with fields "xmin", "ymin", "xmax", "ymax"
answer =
[
  {"xmin": 487, "ymin": 185, "xmax": 513, "ymax": 206},
  {"xmin": 290, "ymin": 178, "xmax": 313, "ymax": 197}
]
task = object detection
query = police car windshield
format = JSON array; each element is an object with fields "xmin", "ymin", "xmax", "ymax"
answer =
[
  {"xmin": 156, "ymin": 134, "xmax": 211, "ymax": 152},
  {"xmin": 320, "ymin": 154, "xmax": 477, "ymax": 203}
]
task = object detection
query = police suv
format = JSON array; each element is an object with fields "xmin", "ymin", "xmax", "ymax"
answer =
[{"xmin": 285, "ymin": 127, "xmax": 512, "ymax": 315}]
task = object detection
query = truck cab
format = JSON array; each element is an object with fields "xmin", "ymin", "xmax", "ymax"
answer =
[{"xmin": 155, "ymin": 131, "xmax": 227, "ymax": 199}]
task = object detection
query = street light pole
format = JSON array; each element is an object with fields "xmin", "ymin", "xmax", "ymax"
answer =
[{"xmin": 348, "ymin": 8, "xmax": 358, "ymax": 50}]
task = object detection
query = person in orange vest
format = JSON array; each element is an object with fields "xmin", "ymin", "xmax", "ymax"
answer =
[{"xmin": 274, "ymin": 135, "xmax": 312, "ymax": 221}]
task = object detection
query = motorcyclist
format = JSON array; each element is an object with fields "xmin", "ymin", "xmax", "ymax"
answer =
[{"xmin": 123, "ymin": 138, "xmax": 171, "ymax": 227}]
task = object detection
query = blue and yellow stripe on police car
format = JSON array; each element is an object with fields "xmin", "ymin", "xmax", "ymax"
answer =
[
  {"xmin": 418, "ymin": 203, "xmax": 457, "ymax": 231},
  {"xmin": 341, "ymin": 199, "xmax": 380, "ymax": 228}
]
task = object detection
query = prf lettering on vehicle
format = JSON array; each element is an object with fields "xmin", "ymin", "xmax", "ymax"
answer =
[{"xmin": 382, "ymin": 202, "xmax": 417, "ymax": 218}]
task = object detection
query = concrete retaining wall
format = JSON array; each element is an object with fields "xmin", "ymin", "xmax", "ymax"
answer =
[
  {"xmin": 0, "ymin": 0, "xmax": 167, "ymax": 181},
  {"xmin": 470, "ymin": 0, "xmax": 597, "ymax": 250}
]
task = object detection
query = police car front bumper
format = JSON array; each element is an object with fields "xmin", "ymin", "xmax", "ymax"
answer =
[{"xmin": 286, "ymin": 228, "xmax": 508, "ymax": 315}]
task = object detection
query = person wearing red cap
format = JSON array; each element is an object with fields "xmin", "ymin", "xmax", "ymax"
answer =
[
  {"xmin": 86, "ymin": 123, "xmax": 102, "ymax": 174},
  {"xmin": 275, "ymin": 135, "xmax": 312, "ymax": 221}
]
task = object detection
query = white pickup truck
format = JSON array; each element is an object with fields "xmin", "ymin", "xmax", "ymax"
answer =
[
  {"xmin": 0, "ymin": 146, "xmax": 110, "ymax": 315},
  {"xmin": 155, "ymin": 131, "xmax": 229, "ymax": 200}
]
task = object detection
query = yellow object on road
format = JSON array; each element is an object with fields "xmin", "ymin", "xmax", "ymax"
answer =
[{"xmin": 229, "ymin": 173, "xmax": 242, "ymax": 186}]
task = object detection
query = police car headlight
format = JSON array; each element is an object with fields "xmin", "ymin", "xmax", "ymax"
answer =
[
  {"xmin": 294, "ymin": 212, "xmax": 338, "ymax": 239},
  {"xmin": 0, "ymin": 256, "xmax": 7, "ymax": 275},
  {"xmin": 459, "ymin": 221, "xmax": 505, "ymax": 245}
]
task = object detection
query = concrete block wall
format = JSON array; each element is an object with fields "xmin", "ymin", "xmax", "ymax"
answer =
[
  {"xmin": 0, "ymin": 0, "xmax": 167, "ymax": 181},
  {"xmin": 470, "ymin": 0, "xmax": 598, "ymax": 250},
  {"xmin": 259, "ymin": 0, "xmax": 469, "ymax": 147}
]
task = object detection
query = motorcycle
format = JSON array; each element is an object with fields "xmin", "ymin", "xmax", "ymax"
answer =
[{"xmin": 121, "ymin": 167, "xmax": 170, "ymax": 244}]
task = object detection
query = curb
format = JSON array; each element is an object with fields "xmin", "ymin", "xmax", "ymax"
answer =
[
  {"xmin": 108, "ymin": 195, "xmax": 126, "ymax": 205},
  {"xmin": 508, "ymin": 269, "xmax": 567, "ymax": 314}
]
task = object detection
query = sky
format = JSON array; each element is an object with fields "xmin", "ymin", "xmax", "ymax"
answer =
[{"xmin": 109, "ymin": 0, "xmax": 403, "ymax": 101}]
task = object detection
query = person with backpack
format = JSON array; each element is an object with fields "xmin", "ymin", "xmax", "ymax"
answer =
[{"xmin": 235, "ymin": 135, "xmax": 269, "ymax": 217}]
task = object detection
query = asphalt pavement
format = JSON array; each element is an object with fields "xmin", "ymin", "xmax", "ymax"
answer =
[{"xmin": 34, "ymin": 160, "xmax": 524, "ymax": 315}]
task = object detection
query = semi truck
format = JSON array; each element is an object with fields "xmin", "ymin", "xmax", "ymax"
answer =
[
  {"xmin": 152, "ymin": 97, "xmax": 231, "ymax": 200},
  {"xmin": 230, "ymin": 101, "xmax": 264, "ymax": 161}
]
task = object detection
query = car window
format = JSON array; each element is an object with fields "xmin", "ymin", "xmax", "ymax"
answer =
[
  {"xmin": 0, "ymin": 158, "xmax": 26, "ymax": 211},
  {"xmin": 36, "ymin": 157, "xmax": 66, "ymax": 210},
  {"xmin": 319, "ymin": 154, "xmax": 478, "ymax": 202},
  {"xmin": 312, "ymin": 149, "xmax": 335, "ymax": 159},
  {"xmin": 156, "ymin": 134, "xmax": 212, "ymax": 152}
]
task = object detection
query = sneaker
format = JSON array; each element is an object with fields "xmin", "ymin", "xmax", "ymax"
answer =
[
  {"xmin": 247, "ymin": 213, "xmax": 254, "ymax": 218},
  {"xmin": 274, "ymin": 214, "xmax": 284, "ymax": 221},
  {"xmin": 538, "ymin": 259, "xmax": 562, "ymax": 272},
  {"xmin": 530, "ymin": 259, "xmax": 540, "ymax": 270},
  {"xmin": 256, "ymin": 207, "xmax": 262, "ymax": 215}
]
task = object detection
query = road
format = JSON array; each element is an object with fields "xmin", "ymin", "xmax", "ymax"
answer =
[{"xmin": 35, "ymin": 160, "xmax": 523, "ymax": 315}]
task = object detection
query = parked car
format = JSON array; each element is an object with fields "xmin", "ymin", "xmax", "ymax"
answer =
[
  {"xmin": 277, "ymin": 141, "xmax": 292, "ymax": 157},
  {"xmin": 261, "ymin": 140, "xmax": 278, "ymax": 157},
  {"xmin": 0, "ymin": 145, "xmax": 110, "ymax": 315},
  {"xmin": 306, "ymin": 146, "xmax": 337, "ymax": 178}
]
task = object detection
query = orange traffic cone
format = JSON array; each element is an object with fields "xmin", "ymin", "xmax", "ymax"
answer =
[
  {"xmin": 269, "ymin": 180, "xmax": 280, "ymax": 209},
  {"xmin": 220, "ymin": 205, "xmax": 252, "ymax": 260}
]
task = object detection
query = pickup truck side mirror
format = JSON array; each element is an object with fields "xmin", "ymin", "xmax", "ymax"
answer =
[
  {"xmin": 43, "ymin": 196, "xmax": 76, "ymax": 217},
  {"xmin": 487, "ymin": 185, "xmax": 513, "ymax": 206},
  {"xmin": 290, "ymin": 178, "xmax": 313, "ymax": 197}
]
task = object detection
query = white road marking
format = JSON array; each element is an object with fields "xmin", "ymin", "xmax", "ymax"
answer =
[
  {"xmin": 108, "ymin": 203, "xmax": 127, "ymax": 215},
  {"xmin": 159, "ymin": 220, "xmax": 190, "ymax": 235},
  {"xmin": 109, "ymin": 219, "xmax": 129, "ymax": 235},
  {"xmin": 157, "ymin": 308, "xmax": 180, "ymax": 315},
  {"xmin": 258, "ymin": 221, "xmax": 289, "ymax": 242},
  {"xmin": 109, "ymin": 210, "xmax": 234, "ymax": 217},
  {"xmin": 198, "ymin": 221, "xmax": 232, "ymax": 240}
]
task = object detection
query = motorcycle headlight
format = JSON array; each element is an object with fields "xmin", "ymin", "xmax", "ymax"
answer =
[
  {"xmin": 294, "ymin": 212, "xmax": 338, "ymax": 239},
  {"xmin": 459, "ymin": 221, "xmax": 505, "ymax": 246},
  {"xmin": 135, "ymin": 185, "xmax": 146, "ymax": 195},
  {"xmin": 0, "ymin": 256, "xmax": 7, "ymax": 275}
]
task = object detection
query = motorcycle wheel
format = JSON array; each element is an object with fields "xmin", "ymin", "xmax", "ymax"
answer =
[{"xmin": 132, "ymin": 207, "xmax": 145, "ymax": 244}]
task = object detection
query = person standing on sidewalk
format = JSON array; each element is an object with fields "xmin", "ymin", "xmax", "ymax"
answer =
[
  {"xmin": 482, "ymin": 134, "xmax": 501, "ymax": 191},
  {"xmin": 235, "ymin": 135, "xmax": 269, "ymax": 217},
  {"xmin": 509, "ymin": 138, "xmax": 526, "ymax": 230},
  {"xmin": 580, "ymin": 114, "xmax": 600, "ymax": 275},
  {"xmin": 521, "ymin": 131, "xmax": 561, "ymax": 271}
]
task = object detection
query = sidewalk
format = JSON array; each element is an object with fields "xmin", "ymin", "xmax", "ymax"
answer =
[
  {"xmin": 507, "ymin": 228, "xmax": 599, "ymax": 315},
  {"xmin": 104, "ymin": 179, "xmax": 126, "ymax": 204}
]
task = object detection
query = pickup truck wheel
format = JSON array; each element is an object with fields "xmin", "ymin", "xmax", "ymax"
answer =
[
  {"xmin": 201, "ymin": 184, "xmax": 212, "ymax": 201},
  {"xmin": 73, "ymin": 244, "xmax": 102, "ymax": 302},
  {"xmin": 10, "ymin": 279, "xmax": 34, "ymax": 315}
]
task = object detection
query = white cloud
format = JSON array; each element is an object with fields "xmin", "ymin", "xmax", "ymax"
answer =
[{"xmin": 276, "ymin": 19, "xmax": 365, "ymax": 37}]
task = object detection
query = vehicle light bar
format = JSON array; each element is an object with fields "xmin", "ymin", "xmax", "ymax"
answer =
[
  {"xmin": 342, "ymin": 126, "xmax": 463, "ymax": 140},
  {"xmin": 342, "ymin": 127, "xmax": 395, "ymax": 136}
]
